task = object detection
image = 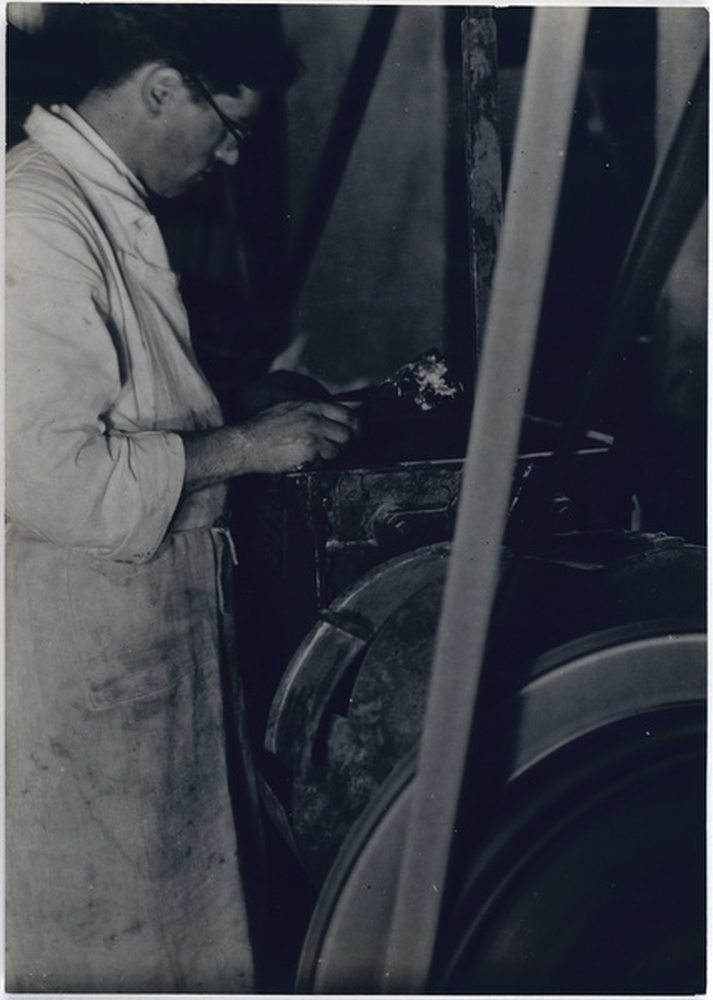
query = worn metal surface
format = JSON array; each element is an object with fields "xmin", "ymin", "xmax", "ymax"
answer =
[
  {"xmin": 232, "ymin": 461, "xmax": 465, "ymax": 700},
  {"xmin": 265, "ymin": 543, "xmax": 450, "ymax": 764},
  {"xmin": 462, "ymin": 7, "xmax": 503, "ymax": 359},
  {"xmin": 265, "ymin": 544, "xmax": 449, "ymax": 882},
  {"xmin": 233, "ymin": 442, "xmax": 625, "ymax": 672},
  {"xmin": 263, "ymin": 533, "xmax": 705, "ymax": 883},
  {"xmin": 232, "ymin": 437, "xmax": 629, "ymax": 766}
]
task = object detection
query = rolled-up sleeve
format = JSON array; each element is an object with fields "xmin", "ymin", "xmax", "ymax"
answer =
[{"xmin": 6, "ymin": 204, "xmax": 186, "ymax": 562}]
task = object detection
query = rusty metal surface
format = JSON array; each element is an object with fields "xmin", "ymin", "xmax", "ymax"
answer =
[
  {"xmin": 234, "ymin": 444, "xmax": 626, "ymax": 648},
  {"xmin": 265, "ymin": 543, "xmax": 450, "ymax": 763},
  {"xmin": 285, "ymin": 557, "xmax": 448, "ymax": 881},
  {"xmin": 462, "ymin": 7, "xmax": 503, "ymax": 358},
  {"xmin": 323, "ymin": 461, "xmax": 462, "ymax": 558}
]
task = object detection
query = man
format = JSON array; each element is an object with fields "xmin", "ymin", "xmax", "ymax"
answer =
[{"xmin": 5, "ymin": 5, "xmax": 358, "ymax": 992}]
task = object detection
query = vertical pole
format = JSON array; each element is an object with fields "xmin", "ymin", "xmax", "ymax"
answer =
[
  {"xmin": 380, "ymin": 9, "xmax": 590, "ymax": 992},
  {"xmin": 462, "ymin": 7, "xmax": 503, "ymax": 365}
]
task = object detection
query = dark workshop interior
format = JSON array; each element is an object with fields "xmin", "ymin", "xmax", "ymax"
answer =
[{"xmin": 6, "ymin": 5, "xmax": 708, "ymax": 993}]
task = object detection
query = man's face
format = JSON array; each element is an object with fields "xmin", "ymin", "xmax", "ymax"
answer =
[{"xmin": 142, "ymin": 82, "xmax": 263, "ymax": 198}]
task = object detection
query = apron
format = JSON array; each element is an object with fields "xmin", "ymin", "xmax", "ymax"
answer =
[{"xmin": 5, "ymin": 520, "xmax": 259, "ymax": 993}]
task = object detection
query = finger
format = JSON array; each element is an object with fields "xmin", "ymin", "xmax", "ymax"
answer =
[
  {"xmin": 316, "ymin": 438, "xmax": 341, "ymax": 461},
  {"xmin": 315, "ymin": 401, "xmax": 362, "ymax": 428},
  {"xmin": 318, "ymin": 416, "xmax": 357, "ymax": 446}
]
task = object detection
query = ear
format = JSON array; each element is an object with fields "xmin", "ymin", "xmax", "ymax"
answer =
[{"xmin": 140, "ymin": 64, "xmax": 185, "ymax": 118}]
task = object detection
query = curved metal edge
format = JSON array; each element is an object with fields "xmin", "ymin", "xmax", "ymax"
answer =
[
  {"xmin": 264, "ymin": 543, "xmax": 449, "ymax": 760},
  {"xmin": 296, "ymin": 626, "xmax": 706, "ymax": 993}
]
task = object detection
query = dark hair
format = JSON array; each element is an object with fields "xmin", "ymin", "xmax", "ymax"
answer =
[{"xmin": 35, "ymin": 4, "xmax": 301, "ymax": 105}]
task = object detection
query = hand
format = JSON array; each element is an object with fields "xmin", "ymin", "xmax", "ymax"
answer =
[{"xmin": 240, "ymin": 399, "xmax": 360, "ymax": 474}]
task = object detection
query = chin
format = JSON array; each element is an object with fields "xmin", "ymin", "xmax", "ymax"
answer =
[{"xmin": 151, "ymin": 182, "xmax": 190, "ymax": 200}]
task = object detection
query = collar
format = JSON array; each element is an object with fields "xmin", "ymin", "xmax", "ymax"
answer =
[
  {"xmin": 23, "ymin": 104, "xmax": 168, "ymax": 265},
  {"xmin": 25, "ymin": 103, "xmax": 149, "ymax": 203}
]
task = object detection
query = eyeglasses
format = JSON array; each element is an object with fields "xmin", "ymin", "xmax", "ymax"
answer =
[{"xmin": 187, "ymin": 75, "xmax": 252, "ymax": 151}]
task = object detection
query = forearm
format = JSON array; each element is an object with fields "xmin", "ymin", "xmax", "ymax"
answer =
[
  {"xmin": 180, "ymin": 425, "xmax": 259, "ymax": 492},
  {"xmin": 180, "ymin": 400, "xmax": 360, "ymax": 492}
]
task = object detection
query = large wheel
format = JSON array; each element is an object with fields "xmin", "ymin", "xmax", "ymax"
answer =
[
  {"xmin": 296, "ymin": 626, "xmax": 706, "ymax": 994},
  {"xmin": 263, "ymin": 538, "xmax": 705, "ymax": 884}
]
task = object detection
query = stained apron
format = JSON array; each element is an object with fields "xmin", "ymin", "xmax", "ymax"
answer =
[{"xmin": 5, "ymin": 520, "xmax": 259, "ymax": 993}]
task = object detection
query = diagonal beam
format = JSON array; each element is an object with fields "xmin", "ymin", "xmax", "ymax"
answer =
[
  {"xmin": 556, "ymin": 45, "xmax": 708, "ymax": 464},
  {"xmin": 380, "ymin": 9, "xmax": 591, "ymax": 992}
]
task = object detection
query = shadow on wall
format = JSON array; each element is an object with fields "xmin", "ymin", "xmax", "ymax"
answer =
[{"xmin": 277, "ymin": 5, "xmax": 450, "ymax": 392}]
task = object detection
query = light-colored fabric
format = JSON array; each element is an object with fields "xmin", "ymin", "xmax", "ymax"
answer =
[{"xmin": 5, "ymin": 105, "xmax": 256, "ymax": 992}]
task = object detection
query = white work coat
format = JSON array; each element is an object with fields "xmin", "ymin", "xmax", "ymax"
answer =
[{"xmin": 5, "ymin": 105, "xmax": 259, "ymax": 992}]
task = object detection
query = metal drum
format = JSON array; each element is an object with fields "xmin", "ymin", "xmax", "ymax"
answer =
[
  {"xmin": 263, "ymin": 531, "xmax": 705, "ymax": 886},
  {"xmin": 264, "ymin": 543, "xmax": 450, "ymax": 880}
]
